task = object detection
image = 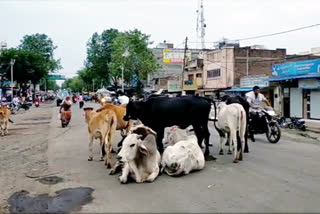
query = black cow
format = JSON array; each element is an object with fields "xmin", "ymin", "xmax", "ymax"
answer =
[
  {"xmin": 221, "ymin": 95, "xmax": 250, "ymax": 153},
  {"xmin": 123, "ymin": 96, "xmax": 216, "ymax": 160}
]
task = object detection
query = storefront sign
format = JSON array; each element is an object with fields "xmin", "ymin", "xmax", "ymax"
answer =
[
  {"xmin": 272, "ymin": 58, "xmax": 320, "ymax": 76},
  {"xmin": 298, "ymin": 79, "xmax": 320, "ymax": 89},
  {"xmin": 167, "ymin": 80, "xmax": 181, "ymax": 92},
  {"xmin": 163, "ymin": 49, "xmax": 192, "ymax": 64},
  {"xmin": 240, "ymin": 75, "xmax": 269, "ymax": 88}
]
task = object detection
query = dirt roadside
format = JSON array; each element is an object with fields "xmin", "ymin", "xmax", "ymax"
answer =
[{"xmin": 0, "ymin": 103, "xmax": 54, "ymax": 213}]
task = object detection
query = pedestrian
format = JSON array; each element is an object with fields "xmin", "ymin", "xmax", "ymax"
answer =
[{"xmin": 78, "ymin": 94, "xmax": 84, "ymax": 109}]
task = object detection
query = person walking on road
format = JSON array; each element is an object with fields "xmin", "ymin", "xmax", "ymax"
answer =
[{"xmin": 78, "ymin": 94, "xmax": 84, "ymax": 109}]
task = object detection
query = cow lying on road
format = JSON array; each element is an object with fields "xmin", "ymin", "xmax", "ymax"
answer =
[
  {"xmin": 161, "ymin": 127, "xmax": 205, "ymax": 176},
  {"xmin": 84, "ymin": 107, "xmax": 117, "ymax": 168},
  {"xmin": 0, "ymin": 105, "xmax": 11, "ymax": 136},
  {"xmin": 123, "ymin": 96, "xmax": 217, "ymax": 160},
  {"xmin": 116, "ymin": 125, "xmax": 161, "ymax": 183},
  {"xmin": 214, "ymin": 103, "xmax": 247, "ymax": 163}
]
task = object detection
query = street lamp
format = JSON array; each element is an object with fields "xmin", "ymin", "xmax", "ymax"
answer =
[
  {"xmin": 122, "ymin": 49, "xmax": 130, "ymax": 92},
  {"xmin": 10, "ymin": 58, "xmax": 15, "ymax": 100}
]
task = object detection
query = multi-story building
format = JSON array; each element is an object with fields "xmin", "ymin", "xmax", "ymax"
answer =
[
  {"xmin": 183, "ymin": 45, "xmax": 287, "ymax": 102},
  {"xmin": 149, "ymin": 42, "xmax": 201, "ymax": 93}
]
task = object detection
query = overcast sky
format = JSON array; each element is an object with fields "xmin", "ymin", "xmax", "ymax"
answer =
[{"xmin": 1, "ymin": 0, "xmax": 320, "ymax": 78}]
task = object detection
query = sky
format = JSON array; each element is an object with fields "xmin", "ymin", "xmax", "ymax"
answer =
[{"xmin": 1, "ymin": 0, "xmax": 320, "ymax": 78}]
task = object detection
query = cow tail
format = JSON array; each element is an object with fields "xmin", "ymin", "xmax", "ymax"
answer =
[{"xmin": 211, "ymin": 100, "xmax": 225, "ymax": 138}]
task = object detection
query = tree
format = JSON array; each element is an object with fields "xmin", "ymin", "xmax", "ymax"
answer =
[
  {"xmin": 110, "ymin": 29, "xmax": 160, "ymax": 93},
  {"xmin": 19, "ymin": 33, "xmax": 61, "ymax": 72},
  {"xmin": 0, "ymin": 48, "xmax": 48, "ymax": 90},
  {"xmin": 41, "ymin": 80, "xmax": 60, "ymax": 91},
  {"xmin": 61, "ymin": 77, "xmax": 84, "ymax": 93},
  {"xmin": 85, "ymin": 29, "xmax": 121, "ymax": 85}
]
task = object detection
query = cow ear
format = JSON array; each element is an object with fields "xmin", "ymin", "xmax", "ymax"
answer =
[{"xmin": 139, "ymin": 144, "xmax": 149, "ymax": 156}]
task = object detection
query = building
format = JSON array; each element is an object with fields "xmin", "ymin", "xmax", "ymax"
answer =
[
  {"xmin": 149, "ymin": 42, "xmax": 201, "ymax": 93},
  {"xmin": 183, "ymin": 45, "xmax": 287, "ymax": 100},
  {"xmin": 269, "ymin": 58, "xmax": 320, "ymax": 119}
]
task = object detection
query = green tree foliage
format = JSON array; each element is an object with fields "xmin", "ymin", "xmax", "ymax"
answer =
[
  {"xmin": 85, "ymin": 29, "xmax": 120, "ymax": 85},
  {"xmin": 62, "ymin": 77, "xmax": 85, "ymax": 93},
  {"xmin": 0, "ymin": 48, "xmax": 48, "ymax": 87},
  {"xmin": 19, "ymin": 33, "xmax": 61, "ymax": 72},
  {"xmin": 110, "ymin": 29, "xmax": 159, "ymax": 93},
  {"xmin": 41, "ymin": 80, "xmax": 60, "ymax": 91}
]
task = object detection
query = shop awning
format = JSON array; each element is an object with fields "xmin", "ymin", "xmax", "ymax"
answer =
[
  {"xmin": 268, "ymin": 73, "xmax": 320, "ymax": 82},
  {"xmin": 225, "ymin": 87, "xmax": 266, "ymax": 92}
]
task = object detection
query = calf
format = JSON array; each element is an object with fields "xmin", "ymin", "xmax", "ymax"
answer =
[
  {"xmin": 161, "ymin": 128, "xmax": 205, "ymax": 176},
  {"xmin": 96, "ymin": 104, "xmax": 133, "ymax": 140},
  {"xmin": 214, "ymin": 103, "xmax": 247, "ymax": 163},
  {"xmin": 0, "ymin": 105, "xmax": 11, "ymax": 136},
  {"xmin": 84, "ymin": 107, "xmax": 117, "ymax": 168},
  {"xmin": 116, "ymin": 125, "xmax": 161, "ymax": 183}
]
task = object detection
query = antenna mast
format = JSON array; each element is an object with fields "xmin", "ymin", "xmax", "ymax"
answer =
[{"xmin": 196, "ymin": 0, "xmax": 206, "ymax": 49}]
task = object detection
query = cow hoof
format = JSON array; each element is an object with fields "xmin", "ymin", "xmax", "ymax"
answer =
[
  {"xmin": 209, "ymin": 143, "xmax": 213, "ymax": 147},
  {"xmin": 233, "ymin": 160, "xmax": 239, "ymax": 163},
  {"xmin": 100, "ymin": 157, "xmax": 104, "ymax": 161},
  {"xmin": 119, "ymin": 176, "xmax": 127, "ymax": 184},
  {"xmin": 239, "ymin": 157, "xmax": 243, "ymax": 161},
  {"xmin": 106, "ymin": 163, "xmax": 111, "ymax": 169},
  {"xmin": 244, "ymin": 150, "xmax": 249, "ymax": 153},
  {"xmin": 88, "ymin": 157, "xmax": 93, "ymax": 161},
  {"xmin": 227, "ymin": 151, "xmax": 232, "ymax": 155},
  {"xmin": 109, "ymin": 169, "xmax": 116, "ymax": 175},
  {"xmin": 205, "ymin": 155, "xmax": 217, "ymax": 161},
  {"xmin": 219, "ymin": 151, "xmax": 224, "ymax": 155}
]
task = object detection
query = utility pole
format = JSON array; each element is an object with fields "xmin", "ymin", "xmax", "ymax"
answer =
[
  {"xmin": 181, "ymin": 36, "xmax": 188, "ymax": 95},
  {"xmin": 10, "ymin": 59, "xmax": 15, "ymax": 100},
  {"xmin": 246, "ymin": 48, "xmax": 249, "ymax": 76}
]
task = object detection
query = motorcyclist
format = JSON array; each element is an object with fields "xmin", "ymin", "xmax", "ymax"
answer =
[
  {"xmin": 246, "ymin": 86, "xmax": 271, "ymax": 141},
  {"xmin": 59, "ymin": 96, "xmax": 72, "ymax": 127}
]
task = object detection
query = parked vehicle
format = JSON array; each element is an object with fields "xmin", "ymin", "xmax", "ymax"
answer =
[
  {"xmin": 277, "ymin": 116, "xmax": 292, "ymax": 128},
  {"xmin": 248, "ymin": 106, "xmax": 281, "ymax": 144},
  {"xmin": 290, "ymin": 117, "xmax": 306, "ymax": 131}
]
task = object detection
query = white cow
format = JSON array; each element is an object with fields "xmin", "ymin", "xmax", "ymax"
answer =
[
  {"xmin": 214, "ymin": 102, "xmax": 247, "ymax": 163},
  {"xmin": 161, "ymin": 127, "xmax": 205, "ymax": 176},
  {"xmin": 162, "ymin": 126, "xmax": 194, "ymax": 146},
  {"xmin": 116, "ymin": 126, "xmax": 161, "ymax": 183}
]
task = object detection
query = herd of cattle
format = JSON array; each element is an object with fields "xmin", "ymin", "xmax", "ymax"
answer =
[{"xmin": 83, "ymin": 95, "xmax": 251, "ymax": 184}]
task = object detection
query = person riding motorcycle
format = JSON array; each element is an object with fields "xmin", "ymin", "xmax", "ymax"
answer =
[
  {"xmin": 246, "ymin": 86, "xmax": 271, "ymax": 141},
  {"xmin": 59, "ymin": 96, "xmax": 72, "ymax": 127}
]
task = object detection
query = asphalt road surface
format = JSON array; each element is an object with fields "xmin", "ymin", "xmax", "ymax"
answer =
[{"xmin": 1, "ymin": 102, "xmax": 320, "ymax": 213}]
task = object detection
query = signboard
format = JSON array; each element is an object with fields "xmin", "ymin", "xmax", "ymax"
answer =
[
  {"xmin": 272, "ymin": 58, "xmax": 320, "ymax": 76},
  {"xmin": 163, "ymin": 49, "xmax": 192, "ymax": 64},
  {"xmin": 299, "ymin": 79, "xmax": 320, "ymax": 89},
  {"xmin": 240, "ymin": 75, "xmax": 269, "ymax": 88},
  {"xmin": 167, "ymin": 80, "xmax": 181, "ymax": 92},
  {"xmin": 48, "ymin": 74, "xmax": 66, "ymax": 80}
]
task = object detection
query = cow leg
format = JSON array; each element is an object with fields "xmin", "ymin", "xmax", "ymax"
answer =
[
  {"xmin": 202, "ymin": 123, "xmax": 216, "ymax": 161},
  {"xmin": 193, "ymin": 125, "xmax": 204, "ymax": 149},
  {"xmin": 231, "ymin": 130, "xmax": 238, "ymax": 163},
  {"xmin": 101, "ymin": 142, "xmax": 106, "ymax": 161},
  {"xmin": 129, "ymin": 162, "xmax": 142, "ymax": 183},
  {"xmin": 156, "ymin": 129, "xmax": 164, "ymax": 154},
  {"xmin": 5, "ymin": 121, "xmax": 8, "ymax": 135},
  {"xmin": 244, "ymin": 128, "xmax": 249, "ymax": 153},
  {"xmin": 219, "ymin": 134, "xmax": 225, "ymax": 155},
  {"xmin": 104, "ymin": 137, "xmax": 112, "ymax": 169},
  {"xmin": 88, "ymin": 136, "xmax": 94, "ymax": 161},
  {"xmin": 119, "ymin": 163, "xmax": 130, "ymax": 184},
  {"xmin": 146, "ymin": 167, "xmax": 160, "ymax": 182}
]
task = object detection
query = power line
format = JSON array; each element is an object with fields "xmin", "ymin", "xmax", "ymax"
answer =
[{"xmin": 187, "ymin": 23, "xmax": 320, "ymax": 44}]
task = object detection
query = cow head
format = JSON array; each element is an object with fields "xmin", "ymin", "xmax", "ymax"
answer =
[
  {"xmin": 123, "ymin": 101, "xmax": 144, "ymax": 121},
  {"xmin": 83, "ymin": 107, "xmax": 94, "ymax": 123},
  {"xmin": 116, "ymin": 133, "xmax": 149, "ymax": 163}
]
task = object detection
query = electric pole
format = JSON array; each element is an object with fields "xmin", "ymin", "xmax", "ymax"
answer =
[{"xmin": 181, "ymin": 36, "xmax": 188, "ymax": 95}]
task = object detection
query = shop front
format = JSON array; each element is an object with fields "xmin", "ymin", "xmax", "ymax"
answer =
[{"xmin": 269, "ymin": 58, "xmax": 320, "ymax": 119}]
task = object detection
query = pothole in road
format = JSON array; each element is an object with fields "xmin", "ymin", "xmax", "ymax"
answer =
[
  {"xmin": 8, "ymin": 187, "xmax": 94, "ymax": 214},
  {"xmin": 36, "ymin": 176, "xmax": 64, "ymax": 185}
]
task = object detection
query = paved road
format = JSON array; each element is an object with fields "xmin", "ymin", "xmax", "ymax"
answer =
[{"xmin": 2, "ymin": 102, "xmax": 320, "ymax": 213}]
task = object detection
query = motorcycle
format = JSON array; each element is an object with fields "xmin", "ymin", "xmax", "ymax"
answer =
[
  {"xmin": 9, "ymin": 102, "xmax": 20, "ymax": 114},
  {"xmin": 35, "ymin": 100, "xmax": 40, "ymax": 108},
  {"xmin": 289, "ymin": 117, "xmax": 306, "ymax": 131},
  {"xmin": 277, "ymin": 116, "xmax": 292, "ymax": 128},
  {"xmin": 248, "ymin": 106, "xmax": 281, "ymax": 144}
]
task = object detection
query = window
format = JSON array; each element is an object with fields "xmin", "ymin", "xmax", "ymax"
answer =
[
  {"xmin": 196, "ymin": 73, "xmax": 202, "ymax": 78},
  {"xmin": 207, "ymin": 69, "xmax": 220, "ymax": 78},
  {"xmin": 154, "ymin": 79, "xmax": 159, "ymax": 85},
  {"xmin": 188, "ymin": 74, "xmax": 194, "ymax": 81}
]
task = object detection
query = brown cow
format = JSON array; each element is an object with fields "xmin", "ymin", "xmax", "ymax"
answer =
[
  {"xmin": 0, "ymin": 105, "xmax": 11, "ymax": 136},
  {"xmin": 96, "ymin": 104, "xmax": 133, "ymax": 138},
  {"xmin": 84, "ymin": 107, "xmax": 117, "ymax": 168}
]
